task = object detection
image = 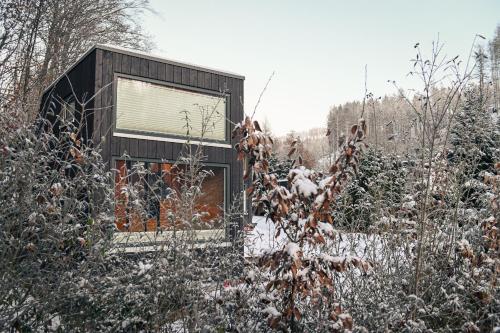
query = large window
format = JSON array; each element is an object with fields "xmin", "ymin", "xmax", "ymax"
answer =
[
  {"xmin": 114, "ymin": 159, "xmax": 226, "ymax": 232},
  {"xmin": 115, "ymin": 77, "xmax": 227, "ymax": 142}
]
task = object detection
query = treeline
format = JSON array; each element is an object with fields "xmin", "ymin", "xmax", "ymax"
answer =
[{"xmin": 327, "ymin": 26, "xmax": 500, "ymax": 158}]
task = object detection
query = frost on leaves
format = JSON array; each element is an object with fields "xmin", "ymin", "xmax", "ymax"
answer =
[{"xmin": 234, "ymin": 116, "xmax": 371, "ymax": 331}]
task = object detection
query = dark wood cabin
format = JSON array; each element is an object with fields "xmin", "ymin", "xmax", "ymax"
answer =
[{"xmin": 39, "ymin": 44, "xmax": 246, "ymax": 243}]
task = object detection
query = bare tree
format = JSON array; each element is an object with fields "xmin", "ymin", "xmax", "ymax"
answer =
[{"xmin": 0, "ymin": 0, "xmax": 152, "ymax": 123}]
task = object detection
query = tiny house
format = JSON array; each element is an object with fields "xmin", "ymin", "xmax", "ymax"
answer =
[{"xmin": 39, "ymin": 44, "xmax": 245, "ymax": 242}]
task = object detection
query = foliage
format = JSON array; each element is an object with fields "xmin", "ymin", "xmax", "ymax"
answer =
[
  {"xmin": 335, "ymin": 148, "xmax": 408, "ymax": 232},
  {"xmin": 450, "ymin": 89, "xmax": 500, "ymax": 180},
  {"xmin": 0, "ymin": 109, "xmax": 246, "ymax": 332},
  {"xmin": 0, "ymin": 0, "xmax": 152, "ymax": 122},
  {"xmin": 2, "ymin": 26, "xmax": 500, "ymax": 332},
  {"xmin": 0, "ymin": 115, "xmax": 115, "ymax": 330},
  {"xmin": 233, "ymin": 116, "xmax": 372, "ymax": 331}
]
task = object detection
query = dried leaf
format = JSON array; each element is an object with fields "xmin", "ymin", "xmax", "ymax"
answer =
[
  {"xmin": 329, "ymin": 164, "xmax": 338, "ymax": 174},
  {"xmin": 268, "ymin": 316, "xmax": 280, "ymax": 329},
  {"xmin": 254, "ymin": 120, "xmax": 262, "ymax": 132},
  {"xmin": 291, "ymin": 263, "xmax": 297, "ymax": 277},
  {"xmin": 293, "ymin": 308, "xmax": 302, "ymax": 321},
  {"xmin": 288, "ymin": 147, "xmax": 296, "ymax": 158},
  {"xmin": 244, "ymin": 116, "xmax": 252, "ymax": 128},
  {"xmin": 341, "ymin": 313, "xmax": 353, "ymax": 330},
  {"xmin": 315, "ymin": 234, "xmax": 325, "ymax": 244}
]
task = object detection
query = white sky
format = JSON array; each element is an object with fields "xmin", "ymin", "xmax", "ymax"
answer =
[{"xmin": 143, "ymin": 0, "xmax": 499, "ymax": 135}]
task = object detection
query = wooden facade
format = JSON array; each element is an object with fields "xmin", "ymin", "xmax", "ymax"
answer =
[{"xmin": 40, "ymin": 44, "xmax": 245, "ymax": 239}]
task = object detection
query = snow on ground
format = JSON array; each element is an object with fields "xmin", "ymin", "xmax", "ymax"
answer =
[
  {"xmin": 244, "ymin": 216, "xmax": 287, "ymax": 257},
  {"xmin": 245, "ymin": 216, "xmax": 386, "ymax": 261}
]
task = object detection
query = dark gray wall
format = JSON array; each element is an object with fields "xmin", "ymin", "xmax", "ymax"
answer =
[
  {"xmin": 40, "ymin": 50, "xmax": 96, "ymax": 142},
  {"xmin": 93, "ymin": 48, "xmax": 245, "ymax": 222},
  {"xmin": 40, "ymin": 46, "xmax": 245, "ymax": 232}
]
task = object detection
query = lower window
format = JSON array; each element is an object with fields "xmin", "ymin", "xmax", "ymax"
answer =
[{"xmin": 114, "ymin": 160, "xmax": 226, "ymax": 232}]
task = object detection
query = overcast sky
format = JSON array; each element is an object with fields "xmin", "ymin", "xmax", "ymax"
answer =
[{"xmin": 143, "ymin": 0, "xmax": 499, "ymax": 135}]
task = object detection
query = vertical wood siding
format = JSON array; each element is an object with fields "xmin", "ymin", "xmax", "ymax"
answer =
[{"xmin": 40, "ymin": 46, "xmax": 245, "ymax": 234}]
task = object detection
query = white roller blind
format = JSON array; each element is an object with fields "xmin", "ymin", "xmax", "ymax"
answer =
[{"xmin": 116, "ymin": 77, "xmax": 227, "ymax": 141}]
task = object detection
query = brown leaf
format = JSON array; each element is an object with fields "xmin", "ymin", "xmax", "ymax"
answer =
[
  {"xmin": 341, "ymin": 313, "xmax": 353, "ymax": 330},
  {"xmin": 244, "ymin": 116, "xmax": 252, "ymax": 128},
  {"xmin": 288, "ymin": 147, "xmax": 296, "ymax": 158},
  {"xmin": 293, "ymin": 308, "xmax": 302, "ymax": 321},
  {"xmin": 350, "ymin": 124, "xmax": 358, "ymax": 135},
  {"xmin": 268, "ymin": 316, "xmax": 280, "ymax": 329},
  {"xmin": 253, "ymin": 120, "xmax": 262, "ymax": 132},
  {"xmin": 315, "ymin": 234, "xmax": 325, "ymax": 244},
  {"xmin": 326, "ymin": 128, "xmax": 331, "ymax": 136},
  {"xmin": 262, "ymin": 159, "xmax": 269, "ymax": 172},
  {"xmin": 291, "ymin": 263, "xmax": 297, "ymax": 277},
  {"xmin": 246, "ymin": 186, "xmax": 254, "ymax": 195},
  {"xmin": 69, "ymin": 147, "xmax": 83, "ymax": 163},
  {"xmin": 329, "ymin": 164, "xmax": 338, "ymax": 174}
]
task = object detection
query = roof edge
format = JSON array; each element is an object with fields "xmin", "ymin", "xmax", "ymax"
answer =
[
  {"xmin": 42, "ymin": 44, "xmax": 245, "ymax": 96},
  {"xmin": 96, "ymin": 44, "xmax": 245, "ymax": 80}
]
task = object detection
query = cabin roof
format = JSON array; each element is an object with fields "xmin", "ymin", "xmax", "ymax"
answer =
[{"xmin": 43, "ymin": 43, "xmax": 245, "ymax": 95}]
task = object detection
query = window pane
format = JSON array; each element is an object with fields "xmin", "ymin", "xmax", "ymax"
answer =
[
  {"xmin": 116, "ymin": 77, "xmax": 227, "ymax": 141},
  {"xmin": 114, "ymin": 160, "xmax": 225, "ymax": 232}
]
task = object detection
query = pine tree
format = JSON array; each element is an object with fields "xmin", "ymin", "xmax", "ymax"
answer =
[
  {"xmin": 449, "ymin": 89, "xmax": 500, "ymax": 180},
  {"xmin": 336, "ymin": 148, "xmax": 408, "ymax": 231}
]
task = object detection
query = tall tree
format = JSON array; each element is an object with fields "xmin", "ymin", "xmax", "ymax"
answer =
[
  {"xmin": 490, "ymin": 24, "xmax": 500, "ymax": 110},
  {"xmin": 0, "ymin": 0, "xmax": 152, "ymax": 123}
]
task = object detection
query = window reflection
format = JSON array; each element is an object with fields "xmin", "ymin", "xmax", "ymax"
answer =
[{"xmin": 114, "ymin": 160, "xmax": 225, "ymax": 232}]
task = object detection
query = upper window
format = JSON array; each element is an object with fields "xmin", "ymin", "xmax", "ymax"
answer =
[
  {"xmin": 115, "ymin": 77, "xmax": 227, "ymax": 142},
  {"xmin": 61, "ymin": 96, "xmax": 76, "ymax": 123}
]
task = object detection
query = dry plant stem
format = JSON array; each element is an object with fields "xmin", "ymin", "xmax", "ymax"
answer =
[
  {"xmin": 250, "ymin": 71, "xmax": 275, "ymax": 120},
  {"xmin": 234, "ymin": 114, "xmax": 370, "ymax": 331},
  {"xmin": 394, "ymin": 40, "xmax": 478, "ymax": 299}
]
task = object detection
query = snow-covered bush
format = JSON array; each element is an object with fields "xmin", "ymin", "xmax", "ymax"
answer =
[
  {"xmin": 332, "ymin": 45, "xmax": 500, "ymax": 332},
  {"xmin": 335, "ymin": 148, "xmax": 408, "ymax": 232},
  {"xmin": 0, "ymin": 104, "xmax": 247, "ymax": 332},
  {"xmin": 0, "ymin": 113, "xmax": 115, "ymax": 330},
  {"xmin": 233, "ymin": 116, "xmax": 372, "ymax": 331}
]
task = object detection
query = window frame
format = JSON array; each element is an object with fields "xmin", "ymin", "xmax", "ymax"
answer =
[
  {"xmin": 112, "ymin": 73, "xmax": 231, "ymax": 147},
  {"xmin": 61, "ymin": 94, "xmax": 76, "ymax": 123},
  {"xmin": 111, "ymin": 156, "xmax": 230, "ymax": 245}
]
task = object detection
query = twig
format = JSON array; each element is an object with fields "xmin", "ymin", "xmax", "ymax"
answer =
[{"xmin": 251, "ymin": 71, "xmax": 275, "ymax": 119}]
